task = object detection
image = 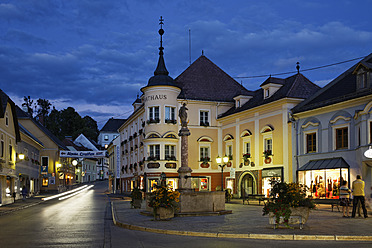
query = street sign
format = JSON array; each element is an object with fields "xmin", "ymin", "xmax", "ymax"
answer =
[{"xmin": 59, "ymin": 150, "xmax": 107, "ymax": 158}]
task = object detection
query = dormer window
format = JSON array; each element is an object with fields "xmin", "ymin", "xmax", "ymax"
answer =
[
  {"xmin": 260, "ymin": 77, "xmax": 284, "ymax": 99},
  {"xmin": 356, "ymin": 68, "xmax": 370, "ymax": 90},
  {"xmin": 264, "ymin": 89, "xmax": 270, "ymax": 98},
  {"xmin": 233, "ymin": 95, "xmax": 253, "ymax": 108}
]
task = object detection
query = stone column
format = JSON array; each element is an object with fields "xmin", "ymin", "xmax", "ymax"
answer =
[{"xmin": 177, "ymin": 103, "xmax": 192, "ymax": 191}]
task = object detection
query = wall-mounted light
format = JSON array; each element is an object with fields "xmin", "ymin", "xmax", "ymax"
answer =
[
  {"xmin": 72, "ymin": 160, "xmax": 78, "ymax": 166},
  {"xmin": 364, "ymin": 146, "xmax": 372, "ymax": 159},
  {"xmin": 18, "ymin": 153, "xmax": 25, "ymax": 160}
]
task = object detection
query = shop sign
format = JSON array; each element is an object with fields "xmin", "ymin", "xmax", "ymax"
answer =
[
  {"xmin": 59, "ymin": 172, "xmax": 64, "ymax": 179},
  {"xmin": 49, "ymin": 176, "xmax": 55, "ymax": 185},
  {"xmin": 230, "ymin": 168, "xmax": 236, "ymax": 178},
  {"xmin": 41, "ymin": 165, "xmax": 48, "ymax": 175},
  {"xmin": 116, "ymin": 146, "xmax": 120, "ymax": 179},
  {"xmin": 60, "ymin": 150, "xmax": 107, "ymax": 158},
  {"xmin": 262, "ymin": 168, "xmax": 282, "ymax": 178}
]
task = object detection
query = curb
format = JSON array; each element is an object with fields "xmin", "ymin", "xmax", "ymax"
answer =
[
  {"xmin": 111, "ymin": 201, "xmax": 372, "ymax": 242},
  {"xmin": 0, "ymin": 201, "xmax": 41, "ymax": 216}
]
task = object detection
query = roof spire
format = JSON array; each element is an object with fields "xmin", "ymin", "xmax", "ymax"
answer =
[
  {"xmin": 159, "ymin": 16, "xmax": 164, "ymax": 56},
  {"xmin": 153, "ymin": 16, "xmax": 168, "ymax": 76},
  {"xmin": 296, "ymin": 62, "xmax": 300, "ymax": 73},
  {"xmin": 143, "ymin": 16, "xmax": 177, "ymax": 89}
]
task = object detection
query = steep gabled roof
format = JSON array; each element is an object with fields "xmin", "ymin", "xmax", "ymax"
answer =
[
  {"xmin": 219, "ymin": 73, "xmax": 320, "ymax": 118},
  {"xmin": 175, "ymin": 55, "xmax": 252, "ymax": 102},
  {"xmin": 16, "ymin": 106, "xmax": 67, "ymax": 150},
  {"xmin": 292, "ymin": 53, "xmax": 372, "ymax": 114},
  {"xmin": 100, "ymin": 118, "xmax": 127, "ymax": 132},
  {"xmin": 0, "ymin": 90, "xmax": 21, "ymax": 142}
]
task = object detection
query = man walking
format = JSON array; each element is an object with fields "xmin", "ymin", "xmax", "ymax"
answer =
[{"xmin": 351, "ymin": 175, "xmax": 368, "ymax": 218}]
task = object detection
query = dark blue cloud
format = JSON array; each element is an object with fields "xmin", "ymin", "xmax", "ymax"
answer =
[{"xmin": 0, "ymin": 0, "xmax": 371, "ymax": 128}]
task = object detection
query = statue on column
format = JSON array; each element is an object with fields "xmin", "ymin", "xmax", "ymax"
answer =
[
  {"xmin": 179, "ymin": 103, "xmax": 188, "ymax": 128},
  {"xmin": 178, "ymin": 102, "xmax": 190, "ymax": 136}
]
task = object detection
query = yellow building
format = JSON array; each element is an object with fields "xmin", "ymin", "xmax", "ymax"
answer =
[
  {"xmin": 117, "ymin": 22, "xmax": 320, "ymax": 197},
  {"xmin": 16, "ymin": 106, "xmax": 71, "ymax": 193},
  {"xmin": 0, "ymin": 90, "xmax": 21, "ymax": 205}
]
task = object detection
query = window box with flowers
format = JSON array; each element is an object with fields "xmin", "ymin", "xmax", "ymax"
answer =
[
  {"xmin": 147, "ymin": 184, "xmax": 180, "ymax": 220},
  {"xmin": 243, "ymin": 153, "xmax": 251, "ymax": 165},
  {"xmin": 263, "ymin": 150, "xmax": 273, "ymax": 164},
  {"xmin": 165, "ymin": 119, "xmax": 177, "ymax": 124},
  {"xmin": 147, "ymin": 118, "xmax": 160, "ymax": 124},
  {"xmin": 147, "ymin": 155, "xmax": 158, "ymax": 161},
  {"xmin": 200, "ymin": 157, "xmax": 210, "ymax": 168},
  {"xmin": 165, "ymin": 155, "xmax": 176, "ymax": 161},
  {"xmin": 263, "ymin": 181, "xmax": 315, "ymax": 229}
]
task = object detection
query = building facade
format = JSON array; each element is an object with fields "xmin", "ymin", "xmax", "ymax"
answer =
[
  {"xmin": 0, "ymin": 90, "xmax": 21, "ymax": 205},
  {"xmin": 292, "ymin": 53, "xmax": 372, "ymax": 206},
  {"xmin": 116, "ymin": 22, "xmax": 320, "ymax": 197}
]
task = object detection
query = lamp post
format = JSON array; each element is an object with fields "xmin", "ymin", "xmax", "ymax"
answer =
[{"xmin": 216, "ymin": 155, "xmax": 229, "ymax": 191}]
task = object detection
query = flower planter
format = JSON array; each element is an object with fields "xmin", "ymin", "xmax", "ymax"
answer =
[
  {"xmin": 244, "ymin": 159, "xmax": 250, "ymax": 166},
  {"xmin": 269, "ymin": 207, "xmax": 310, "ymax": 229},
  {"xmin": 156, "ymin": 207, "xmax": 174, "ymax": 220},
  {"xmin": 200, "ymin": 162, "xmax": 209, "ymax": 168},
  {"xmin": 264, "ymin": 157, "xmax": 272, "ymax": 164},
  {"xmin": 227, "ymin": 162, "xmax": 232, "ymax": 167}
]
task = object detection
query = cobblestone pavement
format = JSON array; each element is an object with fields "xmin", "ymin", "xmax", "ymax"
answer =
[{"xmin": 112, "ymin": 198, "xmax": 372, "ymax": 240}]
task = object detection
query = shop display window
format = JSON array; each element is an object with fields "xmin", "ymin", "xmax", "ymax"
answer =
[
  {"xmin": 200, "ymin": 178, "xmax": 209, "ymax": 190},
  {"xmin": 149, "ymin": 179, "xmax": 159, "ymax": 192},
  {"xmin": 298, "ymin": 168, "xmax": 349, "ymax": 199},
  {"xmin": 226, "ymin": 178, "xmax": 235, "ymax": 193},
  {"xmin": 42, "ymin": 177, "xmax": 48, "ymax": 187}
]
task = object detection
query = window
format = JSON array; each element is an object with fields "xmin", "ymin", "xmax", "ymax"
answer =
[
  {"xmin": 264, "ymin": 89, "xmax": 270, "ymax": 98},
  {"xmin": 200, "ymin": 147, "xmax": 209, "ymax": 161},
  {"xmin": 200, "ymin": 110, "xmax": 209, "ymax": 126},
  {"xmin": 165, "ymin": 145, "xmax": 176, "ymax": 160},
  {"xmin": 5, "ymin": 112, "xmax": 8, "ymax": 126},
  {"xmin": 306, "ymin": 133, "xmax": 316, "ymax": 153},
  {"xmin": 227, "ymin": 145, "xmax": 233, "ymax": 160},
  {"xmin": 264, "ymin": 138, "xmax": 272, "ymax": 152},
  {"xmin": 356, "ymin": 69, "xmax": 369, "ymax": 90},
  {"xmin": 244, "ymin": 142, "xmax": 251, "ymax": 155},
  {"xmin": 165, "ymin": 106, "xmax": 176, "ymax": 122},
  {"xmin": 149, "ymin": 145, "xmax": 160, "ymax": 160},
  {"xmin": 148, "ymin": 106, "xmax": 160, "ymax": 123},
  {"xmin": 0, "ymin": 140, "xmax": 3, "ymax": 158},
  {"xmin": 9, "ymin": 144, "xmax": 12, "ymax": 161},
  {"xmin": 335, "ymin": 127, "xmax": 348, "ymax": 150},
  {"xmin": 104, "ymin": 135, "xmax": 109, "ymax": 141}
]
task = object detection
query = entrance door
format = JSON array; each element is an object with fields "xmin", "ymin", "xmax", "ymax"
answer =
[{"xmin": 241, "ymin": 173, "xmax": 256, "ymax": 197}]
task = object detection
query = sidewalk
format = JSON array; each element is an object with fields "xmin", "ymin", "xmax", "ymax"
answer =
[
  {"xmin": 111, "ymin": 198, "xmax": 372, "ymax": 241},
  {"xmin": 0, "ymin": 194, "xmax": 49, "ymax": 216}
]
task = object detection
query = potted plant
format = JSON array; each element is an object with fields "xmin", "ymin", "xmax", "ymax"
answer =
[
  {"xmin": 130, "ymin": 187, "xmax": 143, "ymax": 209},
  {"xmin": 148, "ymin": 184, "xmax": 180, "ymax": 220},
  {"xmin": 263, "ymin": 150, "xmax": 272, "ymax": 163},
  {"xmin": 243, "ymin": 153, "xmax": 251, "ymax": 165},
  {"xmin": 263, "ymin": 181, "xmax": 315, "ymax": 229},
  {"xmin": 200, "ymin": 157, "xmax": 210, "ymax": 168}
]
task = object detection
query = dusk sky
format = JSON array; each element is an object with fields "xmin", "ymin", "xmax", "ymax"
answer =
[{"xmin": 0, "ymin": 0, "xmax": 371, "ymax": 128}]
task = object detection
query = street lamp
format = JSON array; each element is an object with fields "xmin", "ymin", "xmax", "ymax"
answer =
[{"xmin": 216, "ymin": 155, "xmax": 229, "ymax": 191}]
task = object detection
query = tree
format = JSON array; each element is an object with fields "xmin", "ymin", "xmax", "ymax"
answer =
[
  {"xmin": 22, "ymin": 96, "xmax": 34, "ymax": 117},
  {"xmin": 45, "ymin": 107, "xmax": 62, "ymax": 139},
  {"xmin": 36, "ymin": 98, "xmax": 52, "ymax": 125}
]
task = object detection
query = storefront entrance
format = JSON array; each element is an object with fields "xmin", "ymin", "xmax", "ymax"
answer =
[
  {"xmin": 297, "ymin": 157, "xmax": 350, "ymax": 199},
  {"xmin": 240, "ymin": 173, "xmax": 256, "ymax": 197}
]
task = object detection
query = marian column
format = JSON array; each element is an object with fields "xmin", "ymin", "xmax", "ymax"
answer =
[{"xmin": 177, "ymin": 103, "xmax": 192, "ymax": 190}]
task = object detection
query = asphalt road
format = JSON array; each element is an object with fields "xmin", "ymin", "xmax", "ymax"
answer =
[{"xmin": 1, "ymin": 181, "xmax": 371, "ymax": 248}]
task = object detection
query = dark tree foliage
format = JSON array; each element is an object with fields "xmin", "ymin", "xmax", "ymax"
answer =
[
  {"xmin": 22, "ymin": 96, "xmax": 34, "ymax": 117},
  {"xmin": 36, "ymin": 98, "xmax": 51, "ymax": 124},
  {"xmin": 44, "ymin": 107, "xmax": 98, "ymax": 142}
]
